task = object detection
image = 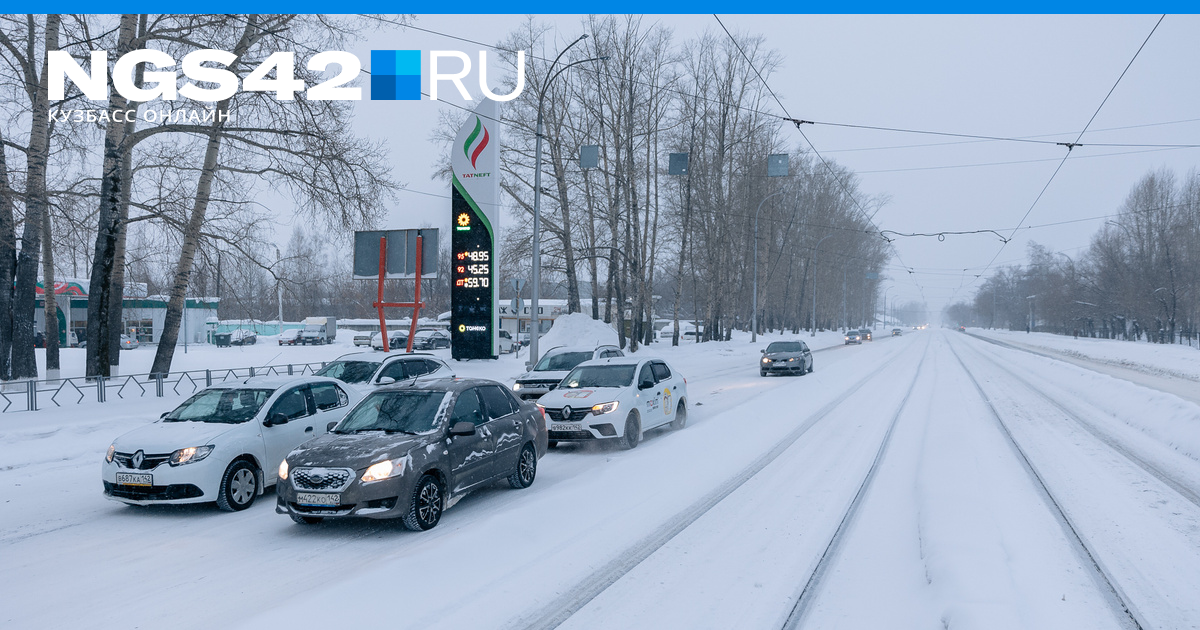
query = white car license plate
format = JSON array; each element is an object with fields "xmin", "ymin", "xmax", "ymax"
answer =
[
  {"xmin": 116, "ymin": 472, "xmax": 152, "ymax": 486},
  {"xmin": 552, "ymin": 423, "xmax": 583, "ymax": 432},
  {"xmin": 296, "ymin": 493, "xmax": 340, "ymax": 506}
]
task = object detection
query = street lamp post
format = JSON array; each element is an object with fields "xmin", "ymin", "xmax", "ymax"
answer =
[
  {"xmin": 529, "ymin": 36, "xmax": 606, "ymax": 368},
  {"xmin": 811, "ymin": 233, "xmax": 835, "ymax": 337},
  {"xmin": 882, "ymin": 286, "xmax": 895, "ymax": 328},
  {"xmin": 751, "ymin": 189, "xmax": 786, "ymax": 343}
]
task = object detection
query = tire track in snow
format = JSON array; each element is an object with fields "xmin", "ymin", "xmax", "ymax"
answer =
[
  {"xmin": 511, "ymin": 336, "xmax": 928, "ymax": 630},
  {"xmin": 946, "ymin": 338, "xmax": 1145, "ymax": 630}
]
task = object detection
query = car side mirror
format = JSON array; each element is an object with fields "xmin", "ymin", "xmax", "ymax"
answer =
[
  {"xmin": 639, "ymin": 378, "xmax": 654, "ymax": 390},
  {"xmin": 327, "ymin": 421, "xmax": 338, "ymax": 432},
  {"xmin": 760, "ymin": 348, "xmax": 766, "ymax": 353},
  {"xmin": 160, "ymin": 412, "xmax": 169, "ymax": 419},
  {"xmin": 265, "ymin": 413, "xmax": 288, "ymax": 427},
  {"xmin": 377, "ymin": 376, "xmax": 396, "ymax": 385},
  {"xmin": 450, "ymin": 421, "xmax": 476, "ymax": 437}
]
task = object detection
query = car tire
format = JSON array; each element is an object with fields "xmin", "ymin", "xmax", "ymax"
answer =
[
  {"xmin": 216, "ymin": 460, "xmax": 258, "ymax": 512},
  {"xmin": 670, "ymin": 400, "xmax": 687, "ymax": 430},
  {"xmin": 402, "ymin": 474, "xmax": 444, "ymax": 531},
  {"xmin": 760, "ymin": 370, "xmax": 768, "ymax": 377},
  {"xmin": 508, "ymin": 443, "xmax": 537, "ymax": 489},
  {"xmin": 290, "ymin": 514, "xmax": 323, "ymax": 525},
  {"xmin": 808, "ymin": 361, "xmax": 814, "ymax": 374},
  {"xmin": 547, "ymin": 440, "xmax": 558, "ymax": 449},
  {"xmin": 622, "ymin": 413, "xmax": 641, "ymax": 450}
]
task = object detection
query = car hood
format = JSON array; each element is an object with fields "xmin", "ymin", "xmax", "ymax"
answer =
[
  {"xmin": 516, "ymin": 370, "xmax": 571, "ymax": 383},
  {"xmin": 537, "ymin": 386, "xmax": 626, "ymax": 406},
  {"xmin": 114, "ymin": 419, "xmax": 243, "ymax": 453},
  {"xmin": 764, "ymin": 351, "xmax": 805, "ymax": 360},
  {"xmin": 286, "ymin": 431, "xmax": 435, "ymax": 470}
]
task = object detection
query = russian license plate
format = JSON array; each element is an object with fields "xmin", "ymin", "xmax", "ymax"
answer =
[
  {"xmin": 296, "ymin": 493, "xmax": 340, "ymax": 507},
  {"xmin": 116, "ymin": 472, "xmax": 152, "ymax": 486},
  {"xmin": 551, "ymin": 423, "xmax": 582, "ymax": 432}
]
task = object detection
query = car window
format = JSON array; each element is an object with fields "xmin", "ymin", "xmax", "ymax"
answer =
[
  {"xmin": 801, "ymin": 343, "xmax": 810, "ymax": 352},
  {"xmin": 766, "ymin": 342, "xmax": 805, "ymax": 353},
  {"xmin": 651, "ymin": 361, "xmax": 672, "ymax": 382},
  {"xmin": 315, "ymin": 360, "xmax": 381, "ymax": 384},
  {"xmin": 478, "ymin": 384, "xmax": 517, "ymax": 420},
  {"xmin": 424, "ymin": 360, "xmax": 445, "ymax": 375},
  {"xmin": 270, "ymin": 386, "xmax": 310, "ymax": 420},
  {"xmin": 638, "ymin": 363, "xmax": 655, "ymax": 388},
  {"xmin": 310, "ymin": 382, "xmax": 348, "ymax": 411},
  {"xmin": 378, "ymin": 360, "xmax": 407, "ymax": 381},
  {"xmin": 164, "ymin": 388, "xmax": 272, "ymax": 424},
  {"xmin": 535, "ymin": 351, "xmax": 593, "ymax": 372},
  {"xmin": 336, "ymin": 390, "xmax": 448, "ymax": 434},
  {"xmin": 560, "ymin": 365, "xmax": 636, "ymax": 388},
  {"xmin": 451, "ymin": 389, "xmax": 486, "ymax": 426},
  {"xmin": 406, "ymin": 359, "xmax": 434, "ymax": 378}
]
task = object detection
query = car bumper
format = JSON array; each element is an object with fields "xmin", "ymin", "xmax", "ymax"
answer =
[
  {"xmin": 101, "ymin": 457, "xmax": 223, "ymax": 505},
  {"xmin": 547, "ymin": 419, "xmax": 620, "ymax": 442},
  {"xmin": 761, "ymin": 362, "xmax": 805, "ymax": 373},
  {"xmin": 276, "ymin": 473, "xmax": 419, "ymax": 520}
]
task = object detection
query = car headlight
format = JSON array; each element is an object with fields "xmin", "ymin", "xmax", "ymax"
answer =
[
  {"xmin": 105, "ymin": 444, "xmax": 116, "ymax": 463},
  {"xmin": 169, "ymin": 445, "xmax": 213, "ymax": 466},
  {"xmin": 512, "ymin": 382, "xmax": 522, "ymax": 390},
  {"xmin": 761, "ymin": 358, "xmax": 770, "ymax": 364},
  {"xmin": 278, "ymin": 459, "xmax": 289, "ymax": 480},
  {"xmin": 362, "ymin": 458, "xmax": 405, "ymax": 483},
  {"xmin": 788, "ymin": 357, "xmax": 798, "ymax": 362},
  {"xmin": 591, "ymin": 401, "xmax": 619, "ymax": 415}
]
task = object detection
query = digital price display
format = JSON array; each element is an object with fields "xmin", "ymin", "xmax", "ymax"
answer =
[{"xmin": 450, "ymin": 205, "xmax": 495, "ymax": 359}]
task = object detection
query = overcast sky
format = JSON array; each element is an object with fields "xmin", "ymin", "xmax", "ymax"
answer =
[{"xmin": 315, "ymin": 14, "xmax": 1199, "ymax": 311}]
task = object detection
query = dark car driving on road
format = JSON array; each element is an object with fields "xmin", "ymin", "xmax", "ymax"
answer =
[
  {"xmin": 277, "ymin": 378, "xmax": 547, "ymax": 530},
  {"xmin": 760, "ymin": 341, "xmax": 814, "ymax": 376}
]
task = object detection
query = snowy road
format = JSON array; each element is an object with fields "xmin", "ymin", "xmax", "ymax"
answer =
[{"xmin": 3, "ymin": 329, "xmax": 1200, "ymax": 629}]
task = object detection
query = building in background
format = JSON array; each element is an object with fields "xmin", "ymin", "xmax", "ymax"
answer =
[{"xmin": 34, "ymin": 279, "xmax": 218, "ymax": 346}]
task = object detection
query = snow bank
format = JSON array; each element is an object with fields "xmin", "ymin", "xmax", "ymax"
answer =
[{"xmin": 538, "ymin": 313, "xmax": 618, "ymax": 349}]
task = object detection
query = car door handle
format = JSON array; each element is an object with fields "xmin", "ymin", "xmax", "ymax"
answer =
[{"xmin": 305, "ymin": 426, "xmax": 313, "ymax": 433}]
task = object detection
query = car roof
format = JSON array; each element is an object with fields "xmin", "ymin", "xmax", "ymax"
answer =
[
  {"xmin": 229, "ymin": 375, "xmax": 343, "ymax": 389},
  {"xmin": 544, "ymin": 345, "xmax": 615, "ymax": 355},
  {"xmin": 375, "ymin": 376, "xmax": 503, "ymax": 394},
  {"xmin": 574, "ymin": 355, "xmax": 652, "ymax": 368},
  {"xmin": 334, "ymin": 351, "xmax": 438, "ymax": 362}
]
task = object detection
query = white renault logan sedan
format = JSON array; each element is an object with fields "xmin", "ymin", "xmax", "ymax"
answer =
[
  {"xmin": 102, "ymin": 376, "xmax": 359, "ymax": 511},
  {"xmin": 535, "ymin": 357, "xmax": 687, "ymax": 449}
]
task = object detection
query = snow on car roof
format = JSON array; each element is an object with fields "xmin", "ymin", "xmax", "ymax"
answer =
[
  {"xmin": 234, "ymin": 375, "xmax": 341, "ymax": 389},
  {"xmin": 333, "ymin": 351, "xmax": 436, "ymax": 362}
]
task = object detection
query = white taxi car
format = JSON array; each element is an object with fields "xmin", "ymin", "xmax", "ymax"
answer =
[
  {"xmin": 102, "ymin": 376, "xmax": 359, "ymax": 511},
  {"xmin": 535, "ymin": 357, "xmax": 687, "ymax": 449}
]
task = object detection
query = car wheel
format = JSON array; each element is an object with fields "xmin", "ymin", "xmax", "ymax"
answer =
[
  {"xmin": 547, "ymin": 440, "xmax": 558, "ymax": 449},
  {"xmin": 402, "ymin": 474, "xmax": 444, "ymax": 531},
  {"xmin": 622, "ymin": 413, "xmax": 641, "ymax": 450},
  {"xmin": 670, "ymin": 400, "xmax": 687, "ymax": 430},
  {"xmin": 290, "ymin": 514, "xmax": 323, "ymax": 525},
  {"xmin": 216, "ymin": 460, "xmax": 258, "ymax": 512},
  {"xmin": 808, "ymin": 361, "xmax": 814, "ymax": 374},
  {"xmin": 760, "ymin": 370, "xmax": 768, "ymax": 377},
  {"xmin": 508, "ymin": 443, "xmax": 537, "ymax": 489}
]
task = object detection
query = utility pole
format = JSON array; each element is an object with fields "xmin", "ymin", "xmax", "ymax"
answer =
[
  {"xmin": 751, "ymin": 189, "xmax": 785, "ymax": 343},
  {"xmin": 841, "ymin": 268, "xmax": 847, "ymax": 331},
  {"xmin": 811, "ymin": 233, "xmax": 835, "ymax": 337}
]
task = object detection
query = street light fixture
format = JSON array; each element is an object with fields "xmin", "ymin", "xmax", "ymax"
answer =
[{"xmin": 529, "ymin": 36, "xmax": 607, "ymax": 368}]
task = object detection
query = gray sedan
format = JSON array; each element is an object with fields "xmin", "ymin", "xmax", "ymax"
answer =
[
  {"xmin": 276, "ymin": 378, "xmax": 547, "ymax": 530},
  {"xmin": 760, "ymin": 341, "xmax": 814, "ymax": 376}
]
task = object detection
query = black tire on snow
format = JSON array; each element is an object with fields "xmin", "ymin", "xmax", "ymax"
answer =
[
  {"xmin": 547, "ymin": 440, "xmax": 558, "ymax": 449},
  {"xmin": 508, "ymin": 443, "xmax": 537, "ymax": 489},
  {"xmin": 216, "ymin": 459, "xmax": 258, "ymax": 512},
  {"xmin": 622, "ymin": 413, "xmax": 641, "ymax": 450},
  {"xmin": 290, "ymin": 514, "xmax": 323, "ymax": 525},
  {"xmin": 670, "ymin": 400, "xmax": 687, "ymax": 430},
  {"xmin": 402, "ymin": 474, "xmax": 444, "ymax": 531},
  {"xmin": 760, "ymin": 370, "xmax": 768, "ymax": 377}
]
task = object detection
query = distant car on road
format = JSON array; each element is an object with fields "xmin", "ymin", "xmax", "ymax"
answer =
[
  {"xmin": 276, "ymin": 378, "xmax": 546, "ymax": 529},
  {"xmin": 352, "ymin": 331, "xmax": 374, "ymax": 347},
  {"xmin": 315, "ymin": 351, "xmax": 455, "ymax": 394},
  {"xmin": 760, "ymin": 340, "xmax": 813, "ymax": 376},
  {"xmin": 278, "ymin": 329, "xmax": 301, "ymax": 346},
  {"xmin": 511, "ymin": 345, "xmax": 624, "ymax": 400},
  {"xmin": 413, "ymin": 329, "xmax": 451, "ymax": 350},
  {"xmin": 498, "ymin": 329, "xmax": 516, "ymax": 354},
  {"xmin": 230, "ymin": 329, "xmax": 257, "ymax": 346},
  {"xmin": 102, "ymin": 376, "xmax": 359, "ymax": 511},
  {"xmin": 892, "ymin": 328, "xmax": 902, "ymax": 336},
  {"xmin": 537, "ymin": 356, "xmax": 688, "ymax": 449},
  {"xmin": 119, "ymin": 334, "xmax": 139, "ymax": 350},
  {"xmin": 371, "ymin": 330, "xmax": 408, "ymax": 351},
  {"xmin": 859, "ymin": 328, "xmax": 872, "ymax": 341},
  {"xmin": 844, "ymin": 331, "xmax": 862, "ymax": 345}
]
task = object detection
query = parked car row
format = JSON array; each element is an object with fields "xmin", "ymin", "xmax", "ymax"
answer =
[{"xmin": 101, "ymin": 347, "xmax": 689, "ymax": 531}]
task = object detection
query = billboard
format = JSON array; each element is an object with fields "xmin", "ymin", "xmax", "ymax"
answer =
[
  {"xmin": 352, "ymin": 229, "xmax": 439, "ymax": 279},
  {"xmin": 450, "ymin": 99, "xmax": 501, "ymax": 360}
]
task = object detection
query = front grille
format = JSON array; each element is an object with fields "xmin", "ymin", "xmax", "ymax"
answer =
[
  {"xmin": 542, "ymin": 407, "xmax": 592, "ymax": 422},
  {"xmin": 104, "ymin": 481, "xmax": 204, "ymax": 500},
  {"xmin": 519, "ymin": 380, "xmax": 560, "ymax": 390},
  {"xmin": 292, "ymin": 467, "xmax": 353, "ymax": 491},
  {"xmin": 548, "ymin": 430, "xmax": 594, "ymax": 440},
  {"xmin": 113, "ymin": 452, "xmax": 171, "ymax": 470},
  {"xmin": 290, "ymin": 502, "xmax": 355, "ymax": 515}
]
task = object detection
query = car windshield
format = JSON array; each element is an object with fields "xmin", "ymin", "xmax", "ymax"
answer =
[
  {"xmin": 560, "ymin": 365, "xmax": 636, "ymax": 389},
  {"xmin": 535, "ymin": 351, "xmax": 593, "ymax": 372},
  {"xmin": 163, "ymin": 388, "xmax": 273, "ymax": 424},
  {"xmin": 766, "ymin": 342, "xmax": 804, "ymax": 353},
  {"xmin": 335, "ymin": 390, "xmax": 449, "ymax": 434},
  {"xmin": 316, "ymin": 360, "xmax": 381, "ymax": 384}
]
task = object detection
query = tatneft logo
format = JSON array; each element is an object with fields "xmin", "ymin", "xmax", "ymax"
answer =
[
  {"xmin": 48, "ymin": 49, "xmax": 526, "ymax": 103},
  {"xmin": 463, "ymin": 117, "xmax": 490, "ymax": 168}
]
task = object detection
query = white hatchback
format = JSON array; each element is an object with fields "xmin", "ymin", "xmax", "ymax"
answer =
[
  {"xmin": 535, "ymin": 357, "xmax": 687, "ymax": 449},
  {"xmin": 102, "ymin": 376, "xmax": 359, "ymax": 511}
]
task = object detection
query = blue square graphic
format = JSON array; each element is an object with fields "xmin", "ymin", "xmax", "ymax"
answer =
[{"xmin": 371, "ymin": 50, "xmax": 421, "ymax": 100}]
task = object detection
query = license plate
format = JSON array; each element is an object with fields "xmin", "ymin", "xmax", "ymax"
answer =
[
  {"xmin": 552, "ymin": 423, "xmax": 583, "ymax": 432},
  {"xmin": 296, "ymin": 493, "xmax": 340, "ymax": 506},
  {"xmin": 116, "ymin": 472, "xmax": 152, "ymax": 487}
]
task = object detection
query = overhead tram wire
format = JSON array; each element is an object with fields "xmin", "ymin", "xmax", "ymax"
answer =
[
  {"xmin": 712, "ymin": 13, "xmax": 928, "ymax": 303},
  {"xmin": 954, "ymin": 14, "xmax": 1166, "ymax": 303}
]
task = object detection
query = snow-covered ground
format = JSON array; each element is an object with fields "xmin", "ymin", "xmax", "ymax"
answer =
[{"xmin": 4, "ymin": 325, "xmax": 1199, "ymax": 629}]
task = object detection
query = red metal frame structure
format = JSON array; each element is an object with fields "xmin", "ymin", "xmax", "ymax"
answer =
[{"xmin": 373, "ymin": 235, "xmax": 424, "ymax": 353}]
